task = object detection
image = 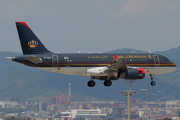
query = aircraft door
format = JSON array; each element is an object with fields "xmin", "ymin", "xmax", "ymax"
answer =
[
  {"xmin": 52, "ymin": 55, "xmax": 58, "ymax": 67},
  {"xmin": 153, "ymin": 55, "xmax": 160, "ymax": 66}
]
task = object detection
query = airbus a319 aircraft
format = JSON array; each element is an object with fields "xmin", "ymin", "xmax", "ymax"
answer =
[{"xmin": 12, "ymin": 22, "xmax": 177, "ymax": 87}]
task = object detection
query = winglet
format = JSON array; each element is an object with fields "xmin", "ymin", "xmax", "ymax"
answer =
[{"xmin": 113, "ymin": 54, "xmax": 119, "ymax": 60}]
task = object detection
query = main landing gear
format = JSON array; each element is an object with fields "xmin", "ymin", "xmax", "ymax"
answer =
[
  {"xmin": 150, "ymin": 74, "xmax": 156, "ymax": 86},
  {"xmin": 87, "ymin": 80, "xmax": 95, "ymax": 87},
  {"xmin": 104, "ymin": 80, "xmax": 112, "ymax": 87},
  {"xmin": 87, "ymin": 76, "xmax": 112, "ymax": 87},
  {"xmin": 87, "ymin": 77, "xmax": 96, "ymax": 87},
  {"xmin": 104, "ymin": 72, "xmax": 112, "ymax": 87}
]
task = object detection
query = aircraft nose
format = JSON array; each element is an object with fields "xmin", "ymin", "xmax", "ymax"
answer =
[
  {"xmin": 172, "ymin": 61, "xmax": 177, "ymax": 66},
  {"xmin": 171, "ymin": 61, "xmax": 177, "ymax": 71}
]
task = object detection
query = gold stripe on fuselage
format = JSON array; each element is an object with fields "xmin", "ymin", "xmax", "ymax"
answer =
[{"xmin": 37, "ymin": 63, "xmax": 176, "ymax": 66}]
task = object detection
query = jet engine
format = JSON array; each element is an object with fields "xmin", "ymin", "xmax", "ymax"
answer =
[
  {"xmin": 82, "ymin": 67, "xmax": 107, "ymax": 75},
  {"xmin": 119, "ymin": 68, "xmax": 145, "ymax": 80}
]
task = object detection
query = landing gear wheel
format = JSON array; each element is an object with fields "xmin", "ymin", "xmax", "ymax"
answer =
[
  {"xmin": 150, "ymin": 81, "xmax": 156, "ymax": 86},
  {"xmin": 87, "ymin": 81, "xmax": 95, "ymax": 87},
  {"xmin": 149, "ymin": 74, "xmax": 156, "ymax": 86},
  {"xmin": 104, "ymin": 80, "xmax": 112, "ymax": 86}
]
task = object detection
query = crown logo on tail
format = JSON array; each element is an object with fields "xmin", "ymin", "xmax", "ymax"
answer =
[{"xmin": 28, "ymin": 40, "xmax": 38, "ymax": 48}]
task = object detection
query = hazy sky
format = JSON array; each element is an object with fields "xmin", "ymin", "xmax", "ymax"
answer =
[{"xmin": 1, "ymin": 0, "xmax": 180, "ymax": 53}]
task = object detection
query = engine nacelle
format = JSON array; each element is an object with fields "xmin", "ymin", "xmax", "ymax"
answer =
[
  {"xmin": 119, "ymin": 68, "xmax": 145, "ymax": 80},
  {"xmin": 82, "ymin": 67, "xmax": 107, "ymax": 75}
]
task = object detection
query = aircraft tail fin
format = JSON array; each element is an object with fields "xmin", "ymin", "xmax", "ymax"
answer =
[{"xmin": 16, "ymin": 22, "xmax": 51, "ymax": 55}]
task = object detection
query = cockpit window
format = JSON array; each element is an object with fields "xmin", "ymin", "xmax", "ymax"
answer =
[{"xmin": 164, "ymin": 58, "xmax": 169, "ymax": 61}]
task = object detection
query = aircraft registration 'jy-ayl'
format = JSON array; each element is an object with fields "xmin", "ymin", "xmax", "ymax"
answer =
[{"xmin": 12, "ymin": 22, "xmax": 177, "ymax": 87}]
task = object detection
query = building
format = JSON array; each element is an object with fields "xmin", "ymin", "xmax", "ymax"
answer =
[
  {"xmin": 166, "ymin": 101, "xmax": 178, "ymax": 108},
  {"xmin": 52, "ymin": 95, "xmax": 71, "ymax": 105},
  {"xmin": 70, "ymin": 109, "xmax": 106, "ymax": 119},
  {"xmin": 0, "ymin": 101, "xmax": 18, "ymax": 108},
  {"xmin": 37, "ymin": 102, "xmax": 48, "ymax": 111},
  {"xmin": 37, "ymin": 102, "xmax": 42, "ymax": 111},
  {"xmin": 42, "ymin": 103, "xmax": 47, "ymax": 111}
]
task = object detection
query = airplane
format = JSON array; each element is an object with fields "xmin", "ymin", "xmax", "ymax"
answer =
[{"xmin": 12, "ymin": 22, "xmax": 177, "ymax": 87}]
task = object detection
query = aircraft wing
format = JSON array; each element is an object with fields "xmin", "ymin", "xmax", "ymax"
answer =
[
  {"xmin": 25, "ymin": 56, "xmax": 42, "ymax": 64},
  {"xmin": 100, "ymin": 55, "xmax": 127, "ymax": 73}
]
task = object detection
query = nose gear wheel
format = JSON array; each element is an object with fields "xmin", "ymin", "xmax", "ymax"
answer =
[{"xmin": 150, "ymin": 81, "xmax": 156, "ymax": 86}]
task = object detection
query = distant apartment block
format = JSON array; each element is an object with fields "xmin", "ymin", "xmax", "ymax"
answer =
[
  {"xmin": 166, "ymin": 100, "xmax": 180, "ymax": 108},
  {"xmin": 0, "ymin": 101, "xmax": 18, "ymax": 107},
  {"xmin": 51, "ymin": 94, "xmax": 71, "ymax": 105}
]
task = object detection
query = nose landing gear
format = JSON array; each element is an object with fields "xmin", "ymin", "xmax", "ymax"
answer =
[
  {"xmin": 150, "ymin": 74, "xmax": 156, "ymax": 86},
  {"xmin": 151, "ymin": 81, "xmax": 156, "ymax": 86}
]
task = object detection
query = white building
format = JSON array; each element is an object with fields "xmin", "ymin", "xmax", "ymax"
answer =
[
  {"xmin": 70, "ymin": 109, "xmax": 106, "ymax": 119},
  {"xmin": 0, "ymin": 101, "xmax": 18, "ymax": 107},
  {"xmin": 166, "ymin": 101, "xmax": 178, "ymax": 108}
]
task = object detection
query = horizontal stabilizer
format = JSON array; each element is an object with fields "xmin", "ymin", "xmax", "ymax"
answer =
[{"xmin": 25, "ymin": 56, "xmax": 42, "ymax": 64}]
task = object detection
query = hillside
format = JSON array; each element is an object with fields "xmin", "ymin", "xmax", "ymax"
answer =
[{"xmin": 0, "ymin": 47, "xmax": 180, "ymax": 103}]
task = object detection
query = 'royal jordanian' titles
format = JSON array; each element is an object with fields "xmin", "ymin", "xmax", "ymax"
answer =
[{"xmin": 12, "ymin": 22, "xmax": 177, "ymax": 87}]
